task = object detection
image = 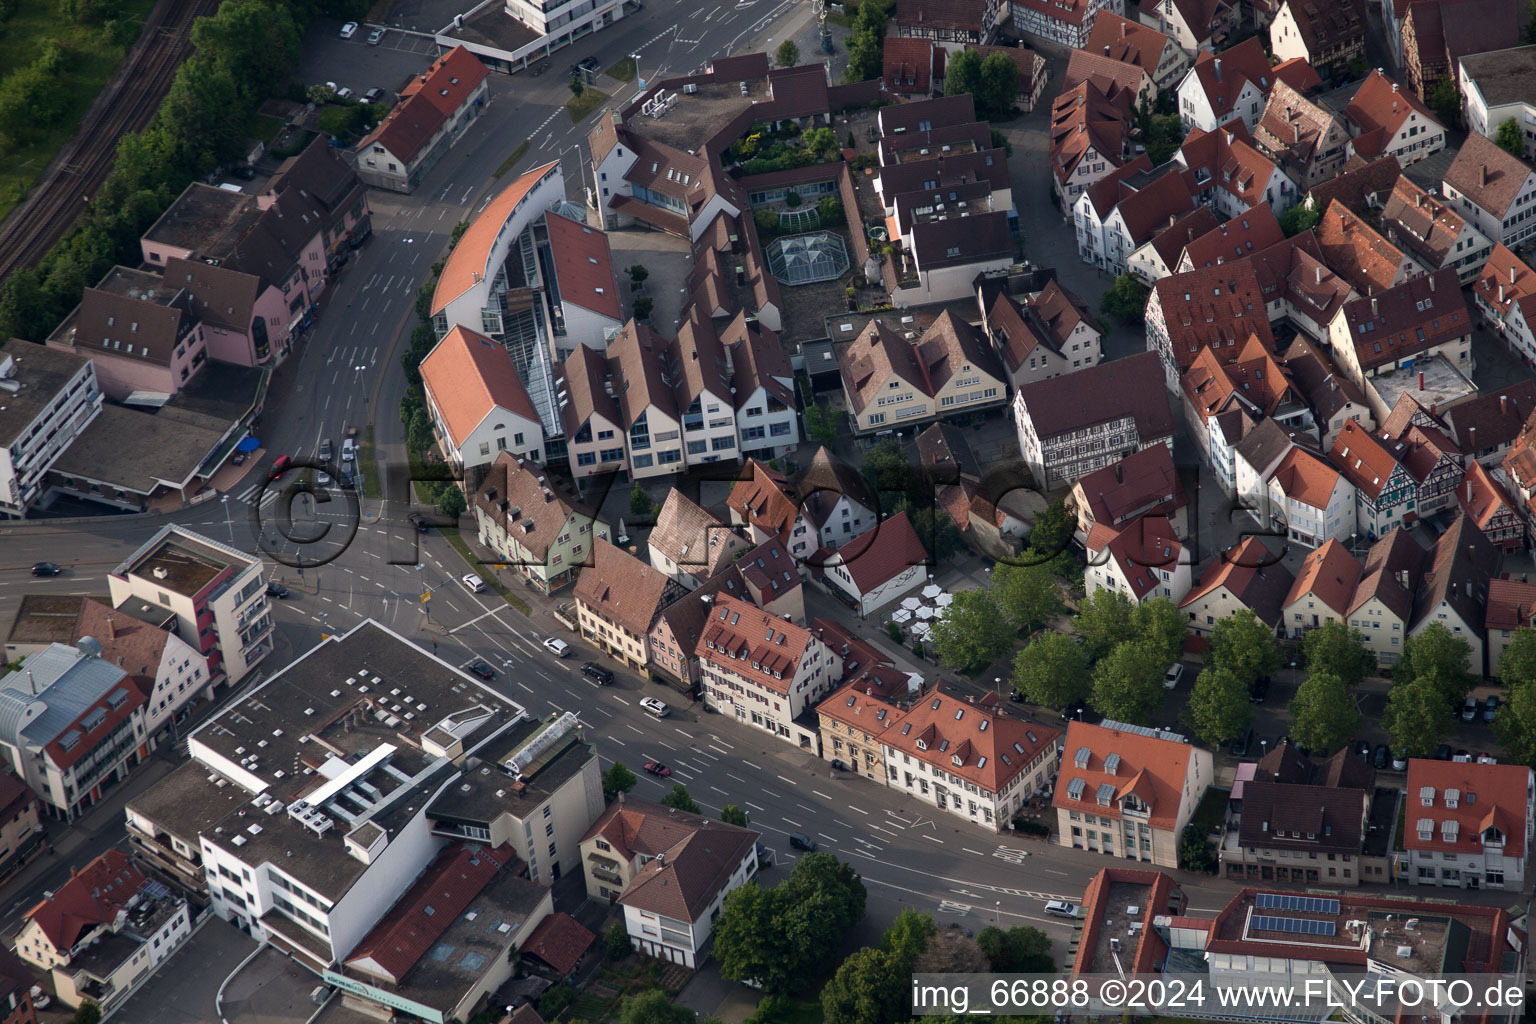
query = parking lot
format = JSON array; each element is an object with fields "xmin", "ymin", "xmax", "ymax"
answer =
[{"xmin": 293, "ymin": 21, "xmax": 440, "ymax": 102}]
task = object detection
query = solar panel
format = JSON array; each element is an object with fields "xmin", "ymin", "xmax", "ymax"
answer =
[
  {"xmin": 1252, "ymin": 914, "xmax": 1337, "ymax": 936},
  {"xmin": 1256, "ymin": 893, "xmax": 1340, "ymax": 915}
]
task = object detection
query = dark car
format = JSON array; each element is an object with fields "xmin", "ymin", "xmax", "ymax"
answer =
[
  {"xmin": 830, "ymin": 758, "xmax": 849, "ymax": 771},
  {"xmin": 231, "ymin": 164, "xmax": 256, "ymax": 180},
  {"xmin": 789, "ymin": 833, "xmax": 817, "ymax": 851},
  {"xmin": 643, "ymin": 760, "xmax": 671, "ymax": 777},
  {"xmin": 1230, "ymin": 728, "xmax": 1254, "ymax": 758},
  {"xmin": 31, "ymin": 561, "xmax": 62, "ymax": 577},
  {"xmin": 363, "ymin": 86, "xmax": 386, "ymax": 104},
  {"xmin": 268, "ymin": 454, "xmax": 293, "ymax": 480},
  {"xmin": 1248, "ymin": 677, "xmax": 1270, "ymax": 704},
  {"xmin": 265, "ymin": 581, "xmax": 290, "ymax": 599},
  {"xmin": 1484, "ymin": 695, "xmax": 1501, "ymax": 722},
  {"xmin": 1354, "ymin": 740, "xmax": 1371, "ymax": 760},
  {"xmin": 406, "ymin": 511, "xmax": 429, "ymax": 533},
  {"xmin": 578, "ymin": 56, "xmax": 601, "ymax": 73},
  {"xmin": 1008, "ymin": 690, "xmax": 1026, "ymax": 703},
  {"xmin": 581, "ymin": 662, "xmax": 614, "ymax": 685},
  {"xmin": 1372, "ymin": 743, "xmax": 1391, "ymax": 769},
  {"xmin": 1434, "ymin": 743, "xmax": 1453, "ymax": 760},
  {"xmin": 465, "ymin": 659, "xmax": 496, "ymax": 679}
]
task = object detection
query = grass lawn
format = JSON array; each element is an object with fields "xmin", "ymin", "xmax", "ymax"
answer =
[
  {"xmin": 605, "ymin": 56, "xmax": 636, "ymax": 82},
  {"xmin": 0, "ymin": 0, "xmax": 158, "ymax": 222},
  {"xmin": 441, "ymin": 527, "xmax": 532, "ymax": 616},
  {"xmin": 248, "ymin": 112, "xmax": 286, "ymax": 145},
  {"xmin": 492, "ymin": 140, "xmax": 530, "ymax": 180},
  {"xmin": 1191, "ymin": 786, "xmax": 1229, "ymax": 835},
  {"xmin": 359, "ymin": 426, "xmax": 381, "ymax": 499},
  {"xmin": 566, "ymin": 87, "xmax": 610, "ymax": 124}
]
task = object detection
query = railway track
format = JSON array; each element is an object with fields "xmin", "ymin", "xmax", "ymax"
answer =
[{"xmin": 0, "ymin": 0, "xmax": 222, "ymax": 285}]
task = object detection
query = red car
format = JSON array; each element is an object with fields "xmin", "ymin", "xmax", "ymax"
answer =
[
  {"xmin": 268, "ymin": 454, "xmax": 293, "ymax": 480},
  {"xmin": 643, "ymin": 761, "xmax": 671, "ymax": 778}
]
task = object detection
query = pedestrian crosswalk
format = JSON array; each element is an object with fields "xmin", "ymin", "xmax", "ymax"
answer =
[{"xmin": 232, "ymin": 484, "xmax": 281, "ymax": 508}]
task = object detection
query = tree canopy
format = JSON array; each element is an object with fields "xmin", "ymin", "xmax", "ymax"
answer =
[
  {"xmin": 602, "ymin": 763, "xmax": 637, "ymax": 800},
  {"xmin": 976, "ymin": 925, "xmax": 1054, "ymax": 973},
  {"xmin": 1075, "ymin": 588, "xmax": 1135, "ymax": 662},
  {"xmin": 1011, "ymin": 632, "xmax": 1090, "ymax": 709},
  {"xmin": 1091, "ymin": 639, "xmax": 1167, "ymax": 724},
  {"xmin": 1099, "ymin": 274, "xmax": 1148, "ymax": 324},
  {"xmin": 1186, "ymin": 667, "xmax": 1254, "ymax": 747},
  {"xmin": 1397, "ymin": 622, "xmax": 1471, "ymax": 706},
  {"xmin": 1385, "ymin": 676, "xmax": 1450, "ymax": 758},
  {"xmin": 1288, "ymin": 670, "xmax": 1359, "ymax": 753},
  {"xmin": 1134, "ymin": 598, "xmax": 1187, "ymax": 668},
  {"xmin": 992, "ymin": 560, "xmax": 1060, "ymax": 633},
  {"xmin": 716, "ymin": 853, "xmax": 866, "ymax": 995},
  {"xmin": 932, "ymin": 589, "xmax": 1014, "ymax": 673},
  {"xmin": 1208, "ymin": 609, "xmax": 1280, "ymax": 687},
  {"xmin": 1300, "ymin": 620, "xmax": 1375, "ymax": 687}
]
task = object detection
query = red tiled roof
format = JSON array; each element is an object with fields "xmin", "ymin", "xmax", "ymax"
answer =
[
  {"xmin": 727, "ymin": 460, "xmax": 801, "ymax": 542},
  {"xmin": 575, "ymin": 540, "xmax": 677, "ymax": 638},
  {"xmin": 1269, "ymin": 445, "xmax": 1343, "ymax": 510},
  {"xmin": 520, "ymin": 912, "xmax": 595, "ymax": 975},
  {"xmin": 1186, "ymin": 37, "xmax": 1277, "ymax": 113},
  {"xmin": 1315, "ymin": 199, "xmax": 1410, "ymax": 295},
  {"xmin": 1064, "ymin": 49, "xmax": 1149, "ymax": 99},
  {"xmin": 825, "ymin": 510, "xmax": 928, "ymax": 591},
  {"xmin": 1089, "ymin": 515, "xmax": 1184, "ymax": 601},
  {"xmin": 1073, "ymin": 444, "xmax": 1189, "ymax": 529},
  {"xmin": 1474, "ymin": 243, "xmax": 1536, "ymax": 324},
  {"xmin": 1181, "ymin": 206, "xmax": 1284, "ymax": 269},
  {"xmin": 24, "ymin": 850, "xmax": 143, "ymax": 952},
  {"xmin": 1283, "ymin": 538, "xmax": 1362, "ymax": 616},
  {"xmin": 883, "ymin": 37, "xmax": 940, "ymax": 93},
  {"xmin": 434, "ymin": 162, "xmax": 561, "ymax": 313},
  {"xmin": 401, "ymin": 46, "xmax": 488, "ymax": 119},
  {"xmin": 419, "ymin": 325, "xmax": 542, "ymax": 448},
  {"xmin": 545, "ymin": 211, "xmax": 621, "ymax": 320},
  {"xmin": 47, "ymin": 676, "xmax": 149, "ymax": 772},
  {"xmin": 1084, "ymin": 13, "xmax": 1173, "ymax": 81},
  {"xmin": 1459, "ymin": 461, "xmax": 1517, "ymax": 532},
  {"xmin": 1053, "ymin": 722, "xmax": 1196, "ymax": 830},
  {"xmin": 697, "ymin": 595, "xmax": 820, "ymax": 696},
  {"xmin": 1016, "ymin": 350, "xmax": 1175, "ymax": 443},
  {"xmin": 1336, "ymin": 267, "xmax": 1469, "ymax": 373},
  {"xmin": 346, "ymin": 844, "xmax": 513, "ymax": 984},
  {"xmin": 1180, "ymin": 535, "xmax": 1294, "ymax": 624},
  {"xmin": 882, "ymin": 686, "xmax": 1060, "ymax": 794},
  {"xmin": 1330, "ymin": 418, "xmax": 1403, "ymax": 500},
  {"xmin": 1404, "ymin": 760, "xmax": 1532, "ymax": 857},
  {"xmin": 1151, "ymin": 261, "xmax": 1275, "ymax": 376},
  {"xmin": 1486, "ymin": 577, "xmax": 1536, "ymax": 631},
  {"xmin": 1344, "ymin": 70, "xmax": 1440, "ymax": 147}
]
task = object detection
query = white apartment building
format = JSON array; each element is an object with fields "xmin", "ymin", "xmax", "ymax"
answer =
[
  {"xmin": 0, "ymin": 341, "xmax": 101, "ymax": 519},
  {"xmin": 697, "ymin": 596, "xmax": 843, "ymax": 752},
  {"xmin": 1403, "ymin": 760, "xmax": 1534, "ymax": 891},
  {"xmin": 107, "ymin": 526, "xmax": 272, "ymax": 687},
  {"xmin": 419, "ymin": 325, "xmax": 545, "ymax": 472},
  {"xmin": 1267, "ymin": 446, "xmax": 1355, "ymax": 548},
  {"xmin": 1459, "ymin": 46, "xmax": 1536, "ymax": 160},
  {"xmin": 1442, "ymin": 131, "xmax": 1536, "ymax": 248}
]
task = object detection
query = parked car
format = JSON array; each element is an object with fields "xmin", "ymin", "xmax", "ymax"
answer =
[
  {"xmin": 1392, "ymin": 751, "xmax": 1409, "ymax": 771},
  {"xmin": 363, "ymin": 87, "xmax": 386, "ymax": 104},
  {"xmin": 268, "ymin": 454, "xmax": 292, "ymax": 480},
  {"xmin": 465, "ymin": 659, "xmax": 495, "ymax": 679},
  {"xmin": 788, "ymin": 833, "xmax": 817, "ymax": 852},
  {"xmin": 543, "ymin": 637, "xmax": 572, "ymax": 658},
  {"xmin": 581, "ymin": 662, "xmax": 614, "ymax": 685},
  {"xmin": 31, "ymin": 562, "xmax": 61, "ymax": 577},
  {"xmin": 578, "ymin": 56, "xmax": 601, "ymax": 74},
  {"xmin": 644, "ymin": 760, "xmax": 671, "ymax": 777},
  {"xmin": 1248, "ymin": 677, "xmax": 1270, "ymax": 704},
  {"xmin": 1434, "ymin": 743, "xmax": 1453, "ymax": 760},
  {"xmin": 639, "ymin": 696, "xmax": 669, "ymax": 718},
  {"xmin": 1044, "ymin": 901, "xmax": 1080, "ymax": 919},
  {"xmin": 407, "ymin": 511, "xmax": 429, "ymax": 533},
  {"xmin": 368, "ymin": 26, "xmax": 385, "ymax": 44},
  {"xmin": 334, "ymin": 86, "xmax": 354, "ymax": 101},
  {"xmin": 462, "ymin": 573, "xmax": 487, "ymax": 593},
  {"xmin": 1484, "ymin": 695, "xmax": 1501, "ymax": 722},
  {"xmin": 1372, "ymin": 744, "xmax": 1390, "ymax": 769},
  {"xmin": 830, "ymin": 758, "xmax": 850, "ymax": 771},
  {"xmin": 339, "ymin": 20, "xmax": 358, "ymax": 37},
  {"xmin": 1229, "ymin": 728, "xmax": 1253, "ymax": 757},
  {"xmin": 341, "ymin": 438, "xmax": 356, "ymax": 462},
  {"xmin": 318, "ymin": 439, "xmax": 333, "ymax": 461},
  {"xmin": 266, "ymin": 581, "xmax": 290, "ymax": 599},
  {"xmin": 1461, "ymin": 698, "xmax": 1479, "ymax": 722},
  {"xmin": 1477, "ymin": 753, "xmax": 1498, "ymax": 764},
  {"xmin": 1163, "ymin": 663, "xmax": 1185, "ymax": 689},
  {"xmin": 1454, "ymin": 748, "xmax": 1471, "ymax": 761}
]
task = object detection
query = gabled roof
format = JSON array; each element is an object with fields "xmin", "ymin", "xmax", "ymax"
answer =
[
  {"xmin": 648, "ymin": 490, "xmax": 742, "ymax": 580},
  {"xmin": 1181, "ymin": 206, "xmax": 1284, "ymax": 270},
  {"xmin": 720, "ymin": 311, "xmax": 794, "ymax": 410},
  {"xmin": 1180, "ymin": 535, "xmax": 1294, "ymax": 625},
  {"xmin": 1053, "ymin": 721, "xmax": 1195, "ymax": 830},
  {"xmin": 608, "ymin": 318, "xmax": 680, "ymax": 423},
  {"xmin": 1164, "ymin": 0, "xmax": 1236, "ymax": 38},
  {"xmin": 1178, "ymin": 123, "xmax": 1287, "ymax": 211},
  {"xmin": 1486, "ymin": 577, "xmax": 1536, "ymax": 631},
  {"xmin": 1459, "ymin": 461, "xmax": 1518, "ymax": 533},
  {"xmin": 558, "ymin": 342, "xmax": 622, "ymax": 438},
  {"xmin": 472, "ymin": 452, "xmax": 604, "ymax": 561},
  {"xmin": 1442, "ymin": 379, "xmax": 1536, "ymax": 453},
  {"xmin": 1315, "ymin": 198, "xmax": 1410, "ymax": 295},
  {"xmin": 1016, "ymin": 350, "xmax": 1175, "ymax": 443},
  {"xmin": 1448, "ymin": 132, "xmax": 1536, "ymax": 219},
  {"xmin": 1269, "ymin": 445, "xmax": 1345, "ymax": 511},
  {"xmin": 1404, "ymin": 760, "xmax": 1532, "ymax": 857},
  {"xmin": 575, "ymin": 539, "xmax": 677, "ymax": 637},
  {"xmin": 838, "ymin": 318, "xmax": 933, "ymax": 414},
  {"xmin": 419, "ymin": 326, "xmax": 541, "ymax": 448},
  {"xmin": 23, "ymin": 849, "xmax": 143, "ymax": 952},
  {"xmin": 1108, "ymin": 169, "xmax": 1198, "ymax": 249},
  {"xmin": 1090, "ymin": 515, "xmax": 1184, "ymax": 600},
  {"xmin": 1281, "ymin": 0, "xmax": 1365, "ymax": 61},
  {"xmin": 162, "ymin": 256, "xmax": 260, "ymax": 333},
  {"xmin": 1150, "ymin": 260, "xmax": 1275, "ymax": 376},
  {"xmin": 1073, "ymin": 441, "xmax": 1189, "ymax": 529},
  {"xmin": 883, "ymin": 686, "xmax": 1061, "ymax": 793},
  {"xmin": 727, "ymin": 460, "xmax": 801, "ymax": 541},
  {"xmin": 697, "ymin": 594, "xmax": 819, "ymax": 694},
  {"xmin": 1305, "ymin": 154, "xmax": 1402, "ymax": 215},
  {"xmin": 1284, "ymin": 538, "xmax": 1363, "ymax": 616},
  {"xmin": 1473, "ymin": 243, "xmax": 1536, "ymax": 324},
  {"xmin": 798, "ymin": 446, "xmax": 877, "ymax": 517},
  {"xmin": 1344, "ymin": 71, "xmax": 1440, "ymax": 150},
  {"xmin": 882, "ymin": 37, "xmax": 942, "ymax": 94},
  {"xmin": 1280, "ymin": 335, "xmax": 1368, "ymax": 422},
  {"xmin": 345, "ymin": 843, "xmax": 513, "ymax": 984},
  {"xmin": 1412, "ymin": 513, "xmax": 1497, "ymax": 632},
  {"xmin": 1330, "ymin": 418, "xmax": 1405, "ymax": 500},
  {"xmin": 1336, "ymin": 267, "xmax": 1469, "ymax": 373},
  {"xmin": 1184, "ymin": 37, "xmax": 1279, "ymax": 115},
  {"xmin": 433, "ymin": 162, "xmax": 560, "ymax": 312},
  {"xmin": 544, "ymin": 211, "xmax": 621, "ymax": 321},
  {"xmin": 1149, "ymin": 206, "xmax": 1221, "ymax": 271},
  {"xmin": 1011, "ymin": 0, "xmax": 1105, "ymax": 28},
  {"xmin": 520, "ymin": 913, "xmax": 595, "ymax": 976},
  {"xmin": 894, "ymin": 0, "xmax": 990, "ymax": 30},
  {"xmin": 1182, "ymin": 333, "xmax": 1294, "ymax": 425},
  {"xmin": 362, "ymin": 46, "xmax": 487, "ymax": 165},
  {"xmin": 1238, "ymin": 781, "xmax": 1366, "ymax": 852},
  {"xmin": 1085, "ymin": 13, "xmax": 1174, "ymax": 81},
  {"xmin": 1348, "ymin": 526, "xmax": 1423, "ymax": 618},
  {"xmin": 914, "ymin": 309, "xmax": 1005, "ymax": 390},
  {"xmin": 1380, "ymin": 175, "xmax": 1476, "ymax": 270},
  {"xmin": 1051, "ymin": 79, "xmax": 1137, "ymax": 185},
  {"xmin": 1253, "ymin": 80, "xmax": 1345, "ymax": 171},
  {"xmin": 824, "ymin": 510, "xmax": 928, "ymax": 591}
]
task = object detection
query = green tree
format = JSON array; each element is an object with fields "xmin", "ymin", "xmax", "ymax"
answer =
[
  {"xmin": 1144, "ymin": 113, "xmax": 1185, "ymax": 164},
  {"xmin": 1186, "ymin": 667, "xmax": 1254, "ymax": 747},
  {"xmin": 1397, "ymin": 622, "xmax": 1471, "ymax": 706},
  {"xmin": 992, "ymin": 560, "xmax": 1060, "ymax": 632},
  {"xmin": 1496, "ymin": 678, "xmax": 1536, "ymax": 766},
  {"xmin": 633, "ymin": 296, "xmax": 654, "ymax": 321},
  {"xmin": 606, "ymin": 923, "xmax": 634, "ymax": 960},
  {"xmin": 538, "ymin": 986, "xmax": 575, "ymax": 1019},
  {"xmin": 976, "ymin": 925, "xmax": 1054, "ymax": 972},
  {"xmin": 721, "ymin": 804, "xmax": 750, "ymax": 826},
  {"xmin": 629, "ymin": 483, "xmax": 654, "ymax": 518},
  {"xmin": 1497, "ymin": 117, "xmax": 1525, "ymax": 156},
  {"xmin": 602, "ymin": 762, "xmax": 637, "ymax": 800},
  {"xmin": 804, "ymin": 127, "xmax": 838, "ymax": 156},
  {"xmin": 931, "ymin": 589, "xmax": 1014, "ymax": 672},
  {"xmin": 910, "ymin": 505, "xmax": 965, "ymax": 561},
  {"xmin": 821, "ymin": 947, "xmax": 908, "ymax": 1024},
  {"xmin": 628, "ymin": 264, "xmax": 649, "ymax": 285},
  {"xmin": 944, "ymin": 48, "xmax": 983, "ymax": 99},
  {"xmin": 1429, "ymin": 76, "xmax": 1460, "ymax": 127},
  {"xmin": 1011, "ymin": 632, "xmax": 1089, "ymax": 709},
  {"xmin": 1498, "ymin": 627, "xmax": 1536, "ymax": 686},
  {"xmin": 714, "ymin": 884, "xmax": 791, "ymax": 992},
  {"xmin": 880, "ymin": 909, "xmax": 937, "ymax": 970},
  {"xmin": 661, "ymin": 784, "xmax": 701, "ymax": 813},
  {"xmin": 717, "ymin": 854, "xmax": 866, "ymax": 994},
  {"xmin": 1208, "ymin": 609, "xmax": 1280, "ymax": 687},
  {"xmin": 1300, "ymin": 620, "xmax": 1376, "ymax": 687},
  {"xmin": 775, "ymin": 38, "xmax": 801, "ymax": 68},
  {"xmin": 1025, "ymin": 499, "xmax": 1075, "ymax": 561},
  {"xmin": 1099, "ymin": 274, "xmax": 1149, "ymax": 324},
  {"xmin": 407, "ymin": 407, "xmax": 435, "ymax": 454},
  {"xmin": 620, "ymin": 989, "xmax": 695, "ymax": 1024},
  {"xmin": 804, "ymin": 402, "xmax": 839, "ymax": 446},
  {"xmin": 1075, "ymin": 587, "xmax": 1135, "ymax": 662},
  {"xmin": 862, "ymin": 439, "xmax": 918, "ymax": 504},
  {"xmin": 1091, "ymin": 640, "xmax": 1166, "ymax": 724},
  {"xmin": 1279, "ymin": 202, "xmax": 1323, "ymax": 236},
  {"xmin": 1288, "ymin": 670, "xmax": 1359, "ymax": 753},
  {"xmin": 437, "ymin": 485, "xmax": 466, "ymax": 521},
  {"xmin": 977, "ymin": 51, "xmax": 1020, "ymax": 118},
  {"xmin": 1385, "ymin": 676, "xmax": 1450, "ymax": 758},
  {"xmin": 817, "ymin": 196, "xmax": 844, "ymax": 222},
  {"xmin": 570, "ymin": 75, "xmax": 585, "ymax": 98},
  {"xmin": 1178, "ymin": 823, "xmax": 1217, "ymax": 873},
  {"xmin": 1134, "ymin": 597, "xmax": 1187, "ymax": 668}
]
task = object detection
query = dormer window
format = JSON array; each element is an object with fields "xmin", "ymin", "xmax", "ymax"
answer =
[
  {"xmin": 1445, "ymin": 789, "xmax": 1460, "ymax": 809},
  {"xmin": 1420, "ymin": 786, "xmax": 1435, "ymax": 807},
  {"xmin": 951, "ymin": 754, "xmax": 963, "ymax": 767},
  {"xmin": 916, "ymin": 738, "xmax": 928, "ymax": 751},
  {"xmin": 1417, "ymin": 818, "xmax": 1433, "ymax": 841}
]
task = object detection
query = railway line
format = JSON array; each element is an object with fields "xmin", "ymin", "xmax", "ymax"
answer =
[{"xmin": 0, "ymin": 0, "xmax": 221, "ymax": 284}]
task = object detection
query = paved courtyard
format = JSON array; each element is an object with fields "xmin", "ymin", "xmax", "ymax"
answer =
[{"xmin": 110, "ymin": 916, "xmax": 257, "ymax": 1024}]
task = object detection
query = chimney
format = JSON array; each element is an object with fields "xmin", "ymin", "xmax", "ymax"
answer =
[
  {"xmin": 1470, "ymin": 424, "xmax": 1477, "ymax": 447},
  {"xmin": 1428, "ymin": 274, "xmax": 1435, "ymax": 292},
  {"xmin": 1294, "ymin": 122, "xmax": 1301, "ymax": 143},
  {"xmin": 105, "ymin": 616, "xmax": 115, "ymax": 641},
  {"xmin": 1122, "ymin": 20, "xmax": 1129, "ymax": 35},
  {"xmin": 1502, "ymin": 394, "xmax": 1510, "ymax": 416},
  {"xmin": 1392, "ymin": 82, "xmax": 1399, "ymax": 93},
  {"xmin": 1481, "ymin": 164, "xmax": 1489, "ymax": 188},
  {"xmin": 1419, "ymin": 371, "xmax": 1425, "ymax": 391},
  {"xmin": 1398, "ymin": 569, "xmax": 1410, "ymax": 589},
  {"xmin": 1316, "ymin": 266, "xmax": 1324, "ymax": 285},
  {"xmin": 1500, "ymin": 284, "xmax": 1507, "ymax": 304},
  {"xmin": 1104, "ymin": 44, "xmax": 1111, "ymax": 55},
  {"xmin": 1512, "ymin": 265, "xmax": 1519, "ymax": 286},
  {"xmin": 1416, "ymin": 192, "xmax": 1424, "ymax": 208},
  {"xmin": 1468, "ymin": 480, "xmax": 1475, "ymax": 502},
  {"xmin": 1214, "ymin": 58, "xmax": 1223, "ymax": 82},
  {"xmin": 1372, "ymin": 296, "xmax": 1379, "ymax": 316},
  {"xmin": 1115, "ymin": 464, "xmax": 1123, "ymax": 483}
]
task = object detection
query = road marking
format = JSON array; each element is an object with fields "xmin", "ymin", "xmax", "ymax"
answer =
[
  {"xmin": 812, "ymin": 790, "xmax": 831, "ymax": 800},
  {"xmin": 938, "ymin": 900, "xmax": 971, "ymax": 916},
  {"xmin": 710, "ymin": 786, "xmax": 728, "ymax": 794},
  {"xmin": 745, "ymin": 801, "xmax": 764, "ymax": 811},
  {"xmin": 611, "ymin": 695, "xmax": 630, "ymax": 705},
  {"xmin": 625, "ymin": 724, "xmax": 644, "ymax": 735},
  {"xmin": 782, "ymin": 818, "xmax": 802, "ymax": 827},
  {"xmin": 674, "ymin": 727, "xmax": 690, "ymax": 737},
  {"xmin": 797, "ymin": 803, "xmax": 815, "ymax": 813},
  {"xmin": 817, "ymin": 833, "xmax": 836, "ymax": 843},
  {"xmin": 921, "ymin": 834, "xmax": 945, "ymax": 844},
  {"xmin": 868, "ymin": 824, "xmax": 900, "ymax": 838},
  {"xmin": 777, "ymin": 775, "xmax": 795, "ymax": 785},
  {"xmin": 727, "ymin": 773, "xmax": 748, "ymax": 783},
  {"xmin": 708, "ymin": 743, "xmax": 731, "ymax": 756},
  {"xmin": 710, "ymin": 735, "xmax": 734, "ymax": 749},
  {"xmin": 740, "ymin": 759, "xmax": 760, "ymax": 770},
  {"xmin": 835, "ymin": 819, "xmax": 853, "ymax": 829},
  {"xmin": 963, "ymin": 848, "xmax": 986, "ymax": 856},
  {"xmin": 849, "ymin": 806, "xmax": 868, "ymax": 815},
  {"xmin": 993, "ymin": 846, "xmax": 1030, "ymax": 864},
  {"xmin": 609, "ymin": 736, "xmax": 625, "ymax": 746},
  {"xmin": 516, "ymin": 682, "xmax": 533, "ymax": 693}
]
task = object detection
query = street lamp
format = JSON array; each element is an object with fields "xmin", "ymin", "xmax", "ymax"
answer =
[
  {"xmin": 995, "ymin": 901, "xmax": 1001, "ymax": 925},
  {"xmin": 632, "ymin": 53, "xmax": 644, "ymax": 91}
]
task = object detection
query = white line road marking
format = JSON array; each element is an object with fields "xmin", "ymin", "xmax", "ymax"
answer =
[
  {"xmin": 745, "ymin": 801, "xmax": 764, "ymax": 811},
  {"xmin": 812, "ymin": 790, "xmax": 831, "ymax": 800},
  {"xmin": 708, "ymin": 744, "xmax": 731, "ymax": 756},
  {"xmin": 835, "ymin": 819, "xmax": 853, "ymax": 829},
  {"xmin": 868, "ymin": 824, "xmax": 900, "ymax": 838},
  {"xmin": 609, "ymin": 736, "xmax": 625, "ymax": 746},
  {"xmin": 710, "ymin": 786, "xmax": 728, "ymax": 794},
  {"xmin": 849, "ymin": 806, "xmax": 869, "ymax": 815},
  {"xmin": 782, "ymin": 818, "xmax": 802, "ymax": 827},
  {"xmin": 625, "ymin": 724, "xmax": 644, "ymax": 735},
  {"xmin": 710, "ymin": 736, "xmax": 734, "ymax": 749},
  {"xmin": 516, "ymin": 682, "xmax": 533, "ymax": 693},
  {"xmin": 922, "ymin": 834, "xmax": 945, "ymax": 844},
  {"xmin": 777, "ymin": 775, "xmax": 795, "ymax": 785},
  {"xmin": 674, "ymin": 727, "xmax": 690, "ymax": 737},
  {"xmin": 818, "ymin": 833, "xmax": 836, "ymax": 843},
  {"xmin": 611, "ymin": 695, "xmax": 630, "ymax": 705},
  {"xmin": 797, "ymin": 803, "xmax": 815, "ymax": 813},
  {"xmin": 938, "ymin": 900, "xmax": 971, "ymax": 916},
  {"xmin": 741, "ymin": 760, "xmax": 760, "ymax": 770},
  {"xmin": 963, "ymin": 848, "xmax": 985, "ymax": 856}
]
